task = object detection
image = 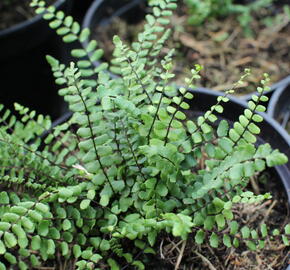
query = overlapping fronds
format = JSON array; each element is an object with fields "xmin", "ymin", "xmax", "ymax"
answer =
[{"xmin": 0, "ymin": 0, "xmax": 288, "ymax": 269}]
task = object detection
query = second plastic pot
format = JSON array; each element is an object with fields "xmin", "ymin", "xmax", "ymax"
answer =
[
  {"xmin": 0, "ymin": 0, "xmax": 73, "ymax": 119},
  {"xmin": 0, "ymin": 0, "xmax": 70, "ymax": 60}
]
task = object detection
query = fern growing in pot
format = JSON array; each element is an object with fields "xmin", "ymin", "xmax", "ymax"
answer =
[{"xmin": 0, "ymin": 0, "xmax": 289, "ymax": 269}]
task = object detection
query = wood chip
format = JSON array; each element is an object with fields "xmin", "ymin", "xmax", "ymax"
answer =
[
  {"xmin": 179, "ymin": 33, "xmax": 210, "ymax": 54},
  {"xmin": 230, "ymin": 56, "xmax": 253, "ymax": 67}
]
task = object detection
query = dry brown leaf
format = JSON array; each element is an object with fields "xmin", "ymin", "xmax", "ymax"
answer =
[{"xmin": 179, "ymin": 33, "xmax": 210, "ymax": 54}]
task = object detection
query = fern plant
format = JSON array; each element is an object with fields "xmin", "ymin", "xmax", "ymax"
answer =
[
  {"xmin": 0, "ymin": 0, "xmax": 289, "ymax": 269},
  {"xmin": 184, "ymin": 0, "xmax": 273, "ymax": 23},
  {"xmin": 184, "ymin": 0, "xmax": 286, "ymax": 36}
]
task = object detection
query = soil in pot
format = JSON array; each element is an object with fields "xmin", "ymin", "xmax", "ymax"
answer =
[
  {"xmin": 141, "ymin": 170, "xmax": 289, "ymax": 270},
  {"xmin": 0, "ymin": 0, "xmax": 54, "ymax": 30},
  {"xmin": 93, "ymin": 0, "xmax": 290, "ymax": 95}
]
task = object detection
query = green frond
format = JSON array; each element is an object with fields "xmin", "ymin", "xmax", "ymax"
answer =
[{"xmin": 0, "ymin": 0, "xmax": 288, "ymax": 268}]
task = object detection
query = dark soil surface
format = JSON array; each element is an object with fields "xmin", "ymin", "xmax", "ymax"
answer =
[
  {"xmin": 94, "ymin": 1, "xmax": 290, "ymax": 95},
  {"xmin": 0, "ymin": 0, "xmax": 54, "ymax": 30}
]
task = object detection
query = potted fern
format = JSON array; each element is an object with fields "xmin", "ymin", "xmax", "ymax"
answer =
[{"xmin": 0, "ymin": 0, "xmax": 289, "ymax": 269}]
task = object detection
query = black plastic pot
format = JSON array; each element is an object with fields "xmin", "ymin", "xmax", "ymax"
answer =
[
  {"xmin": 0, "ymin": 0, "xmax": 70, "ymax": 60},
  {"xmin": 0, "ymin": 0, "xmax": 73, "ymax": 120},
  {"xmin": 71, "ymin": 0, "xmax": 94, "ymax": 22},
  {"xmin": 267, "ymin": 76, "xmax": 290, "ymax": 134}
]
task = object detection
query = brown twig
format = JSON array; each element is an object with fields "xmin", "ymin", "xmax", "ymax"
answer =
[
  {"xmin": 194, "ymin": 250, "xmax": 218, "ymax": 270},
  {"xmin": 262, "ymin": 200, "xmax": 277, "ymax": 224},
  {"xmin": 174, "ymin": 240, "xmax": 186, "ymax": 270},
  {"xmin": 167, "ymin": 239, "xmax": 183, "ymax": 254},
  {"xmin": 250, "ymin": 176, "xmax": 260, "ymax": 194},
  {"xmin": 160, "ymin": 238, "xmax": 165, "ymax": 259}
]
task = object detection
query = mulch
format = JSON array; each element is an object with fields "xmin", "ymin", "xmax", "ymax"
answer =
[{"xmin": 94, "ymin": 2, "xmax": 290, "ymax": 95}]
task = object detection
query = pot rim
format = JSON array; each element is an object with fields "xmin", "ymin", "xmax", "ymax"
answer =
[
  {"xmin": 196, "ymin": 87, "xmax": 290, "ymax": 149},
  {"xmin": 82, "ymin": 0, "xmax": 104, "ymax": 31},
  {"xmin": 191, "ymin": 88, "xmax": 290, "ymax": 203},
  {"xmin": 241, "ymin": 75, "xmax": 290, "ymax": 101},
  {"xmin": 82, "ymin": 0, "xmax": 142, "ymax": 31},
  {"xmin": 267, "ymin": 76, "xmax": 290, "ymax": 119}
]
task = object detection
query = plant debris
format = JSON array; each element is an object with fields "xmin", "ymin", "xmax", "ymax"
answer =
[{"xmin": 94, "ymin": 2, "xmax": 290, "ymax": 95}]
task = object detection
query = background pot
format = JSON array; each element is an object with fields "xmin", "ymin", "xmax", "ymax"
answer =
[
  {"xmin": 82, "ymin": 0, "xmax": 290, "ymax": 99},
  {"xmin": 0, "ymin": 0, "xmax": 70, "ymax": 60},
  {"xmin": 0, "ymin": 0, "xmax": 72, "ymax": 120},
  {"xmin": 267, "ymin": 76, "xmax": 290, "ymax": 135},
  {"xmin": 71, "ymin": 0, "xmax": 94, "ymax": 22}
]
